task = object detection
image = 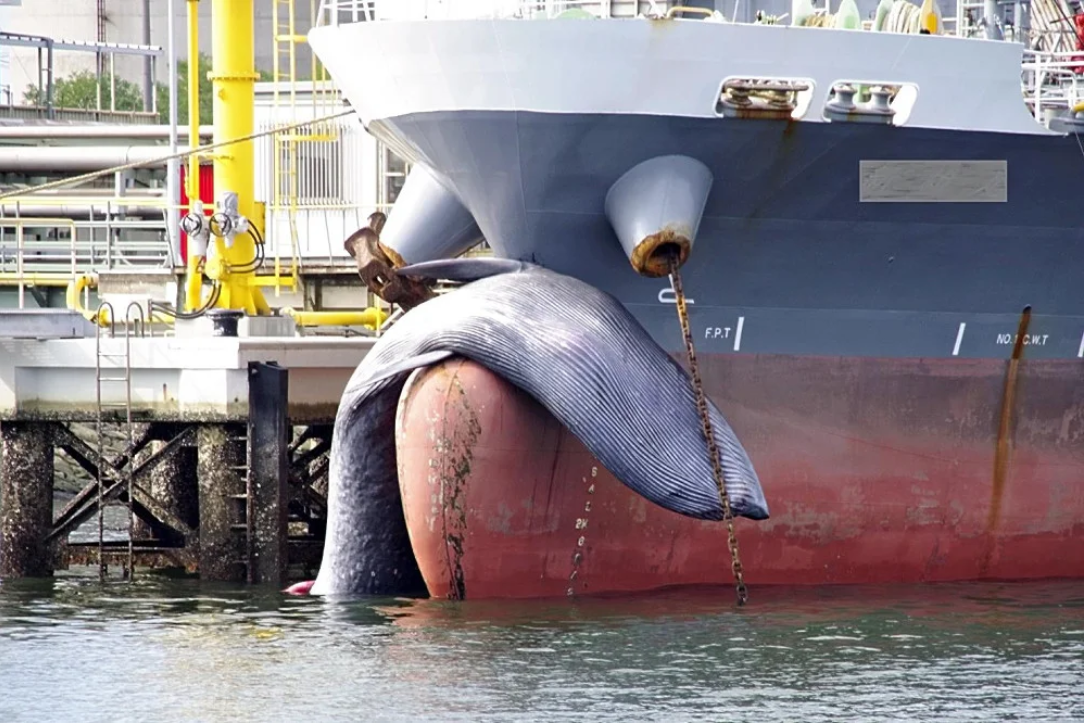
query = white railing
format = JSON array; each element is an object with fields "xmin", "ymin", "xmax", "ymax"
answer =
[
  {"xmin": 0, "ymin": 202, "xmax": 175, "ymax": 308},
  {"xmin": 318, "ymin": 0, "xmax": 1084, "ymax": 39},
  {"xmin": 317, "ymin": 0, "xmax": 652, "ymax": 22},
  {"xmin": 509, "ymin": 0, "xmax": 635, "ymax": 18},
  {"xmin": 0, "ymin": 198, "xmax": 174, "ymax": 267},
  {"xmin": 1021, "ymin": 50, "xmax": 1084, "ymax": 123},
  {"xmin": 318, "ymin": 0, "xmax": 377, "ymax": 24}
]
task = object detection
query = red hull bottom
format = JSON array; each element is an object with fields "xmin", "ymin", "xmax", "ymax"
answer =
[{"xmin": 394, "ymin": 357, "xmax": 1084, "ymax": 600}]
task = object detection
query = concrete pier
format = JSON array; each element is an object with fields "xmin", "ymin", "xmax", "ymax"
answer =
[
  {"xmin": 0, "ymin": 314, "xmax": 375, "ymax": 582},
  {"xmin": 0, "ymin": 422, "xmax": 55, "ymax": 577}
]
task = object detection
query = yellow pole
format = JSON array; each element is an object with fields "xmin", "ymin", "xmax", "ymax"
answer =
[
  {"xmin": 183, "ymin": 0, "xmax": 204, "ymax": 312},
  {"xmin": 210, "ymin": 0, "xmax": 269, "ymax": 315},
  {"xmin": 186, "ymin": 0, "xmax": 200, "ymax": 205}
]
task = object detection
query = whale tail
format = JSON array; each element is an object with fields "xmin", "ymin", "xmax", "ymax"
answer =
[
  {"xmin": 284, "ymin": 579, "xmax": 315, "ymax": 595},
  {"xmin": 710, "ymin": 413, "xmax": 770, "ymax": 521}
]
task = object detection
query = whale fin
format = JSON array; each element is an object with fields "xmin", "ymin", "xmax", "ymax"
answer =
[
  {"xmin": 396, "ymin": 258, "xmax": 531, "ymax": 282},
  {"xmin": 355, "ymin": 350, "xmax": 455, "ymax": 389}
]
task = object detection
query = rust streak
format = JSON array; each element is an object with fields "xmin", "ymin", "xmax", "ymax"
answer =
[
  {"xmin": 983, "ymin": 305, "xmax": 1031, "ymax": 574},
  {"xmin": 435, "ymin": 362, "xmax": 482, "ymax": 601},
  {"xmin": 435, "ymin": 364, "xmax": 460, "ymax": 600}
]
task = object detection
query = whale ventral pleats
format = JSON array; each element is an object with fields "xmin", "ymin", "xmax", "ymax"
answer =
[{"xmin": 310, "ymin": 262, "xmax": 768, "ymax": 596}]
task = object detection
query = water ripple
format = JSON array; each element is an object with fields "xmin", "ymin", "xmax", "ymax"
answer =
[{"xmin": 0, "ymin": 577, "xmax": 1080, "ymax": 723}]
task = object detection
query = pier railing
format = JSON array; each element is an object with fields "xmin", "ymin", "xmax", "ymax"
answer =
[
  {"xmin": 0, "ymin": 105, "xmax": 160, "ymax": 124},
  {"xmin": 0, "ymin": 197, "xmax": 175, "ymax": 308}
]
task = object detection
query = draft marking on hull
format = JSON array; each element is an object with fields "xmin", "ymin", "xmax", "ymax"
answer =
[
  {"xmin": 658, "ymin": 285, "xmax": 694, "ymax": 305},
  {"xmin": 952, "ymin": 322, "xmax": 967, "ymax": 356}
]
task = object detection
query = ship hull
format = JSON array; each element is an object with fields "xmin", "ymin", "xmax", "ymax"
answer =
[
  {"xmin": 396, "ymin": 357, "xmax": 1083, "ymax": 600},
  {"xmin": 303, "ymin": 16, "xmax": 1084, "ymax": 599},
  {"xmin": 369, "ymin": 111, "xmax": 1083, "ymax": 346},
  {"xmin": 381, "ymin": 115, "xmax": 1084, "ymax": 600}
]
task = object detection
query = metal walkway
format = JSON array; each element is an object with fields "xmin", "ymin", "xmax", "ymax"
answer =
[{"xmin": 0, "ymin": 195, "xmax": 175, "ymax": 306}]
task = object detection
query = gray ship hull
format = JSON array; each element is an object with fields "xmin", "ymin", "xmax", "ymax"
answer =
[{"xmin": 369, "ymin": 110, "xmax": 1084, "ymax": 361}]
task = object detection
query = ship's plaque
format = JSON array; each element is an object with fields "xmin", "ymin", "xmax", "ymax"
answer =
[{"xmin": 859, "ymin": 160, "xmax": 1007, "ymax": 203}]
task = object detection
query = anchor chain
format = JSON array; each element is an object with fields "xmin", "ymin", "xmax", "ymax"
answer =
[{"xmin": 668, "ymin": 257, "xmax": 748, "ymax": 606}]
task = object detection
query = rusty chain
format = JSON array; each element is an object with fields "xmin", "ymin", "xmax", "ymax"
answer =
[{"xmin": 668, "ymin": 256, "xmax": 748, "ymax": 606}]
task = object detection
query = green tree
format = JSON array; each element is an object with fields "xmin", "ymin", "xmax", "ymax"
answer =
[
  {"xmin": 155, "ymin": 52, "xmax": 213, "ymax": 125},
  {"xmin": 23, "ymin": 69, "xmax": 145, "ymax": 111},
  {"xmin": 155, "ymin": 53, "xmax": 274, "ymax": 125}
]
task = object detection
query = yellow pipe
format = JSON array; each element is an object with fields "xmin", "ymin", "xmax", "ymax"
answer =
[
  {"xmin": 1073, "ymin": 102, "xmax": 1084, "ymax": 114},
  {"xmin": 184, "ymin": 252, "xmax": 205, "ymax": 311},
  {"xmin": 64, "ymin": 273, "xmax": 113, "ymax": 324},
  {"xmin": 210, "ymin": 0, "xmax": 268, "ymax": 316},
  {"xmin": 64, "ymin": 275, "xmax": 178, "ymax": 327},
  {"xmin": 281, "ymin": 307, "xmax": 390, "ymax": 329},
  {"xmin": 184, "ymin": 0, "xmax": 204, "ymax": 313},
  {"xmin": 2, "ymin": 273, "xmax": 81, "ymax": 288}
]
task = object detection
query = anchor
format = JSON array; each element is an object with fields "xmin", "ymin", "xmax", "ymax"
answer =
[{"xmin": 343, "ymin": 212, "xmax": 436, "ymax": 310}]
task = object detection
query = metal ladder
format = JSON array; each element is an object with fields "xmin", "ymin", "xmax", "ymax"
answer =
[
  {"xmin": 273, "ymin": 0, "xmax": 302, "ymax": 267},
  {"xmin": 228, "ymin": 422, "xmax": 255, "ymax": 582},
  {"xmin": 93, "ymin": 301, "xmax": 146, "ymax": 582},
  {"xmin": 271, "ymin": 0, "xmax": 345, "ymax": 290}
]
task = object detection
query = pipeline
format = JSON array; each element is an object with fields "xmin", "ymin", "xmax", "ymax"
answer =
[
  {"xmin": 0, "ymin": 125, "xmax": 213, "ymax": 140},
  {"xmin": 0, "ymin": 203, "xmax": 166, "ymax": 219},
  {"xmin": 0, "ymin": 110, "xmax": 354, "ymax": 202},
  {"xmin": 63, "ymin": 273, "xmax": 183, "ymax": 326},
  {"xmin": 0, "ymin": 146, "xmax": 195, "ymax": 172},
  {"xmin": 280, "ymin": 306, "xmax": 389, "ymax": 329}
]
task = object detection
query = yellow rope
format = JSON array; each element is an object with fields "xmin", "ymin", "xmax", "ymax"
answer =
[
  {"xmin": 796, "ymin": 0, "xmax": 938, "ymax": 33},
  {"xmin": 879, "ymin": 0, "xmax": 941, "ymax": 34},
  {"xmin": 0, "ymin": 109, "xmax": 356, "ymax": 201}
]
